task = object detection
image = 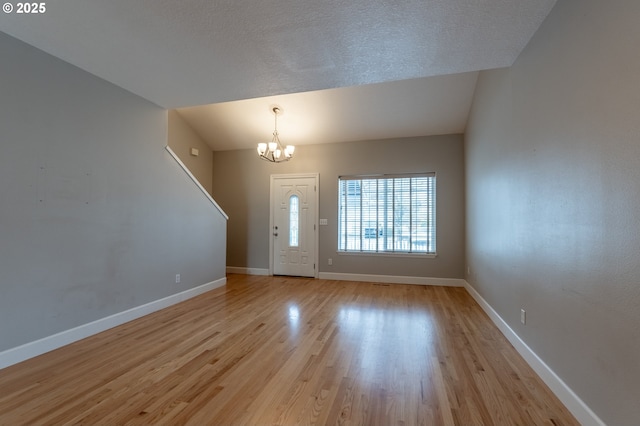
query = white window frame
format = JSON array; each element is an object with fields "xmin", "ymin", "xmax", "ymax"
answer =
[{"xmin": 337, "ymin": 173, "xmax": 436, "ymax": 256}]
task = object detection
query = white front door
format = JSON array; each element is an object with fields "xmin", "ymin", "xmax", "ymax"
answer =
[{"xmin": 271, "ymin": 175, "xmax": 317, "ymax": 277}]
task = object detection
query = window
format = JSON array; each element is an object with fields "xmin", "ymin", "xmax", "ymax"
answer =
[
  {"xmin": 289, "ymin": 195, "xmax": 299, "ymax": 247},
  {"xmin": 338, "ymin": 173, "xmax": 435, "ymax": 254}
]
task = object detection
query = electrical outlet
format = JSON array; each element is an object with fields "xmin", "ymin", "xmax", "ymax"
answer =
[
  {"xmin": 328, "ymin": 258, "xmax": 333, "ymax": 265},
  {"xmin": 176, "ymin": 274, "xmax": 181, "ymax": 284},
  {"xmin": 521, "ymin": 308, "xmax": 526, "ymax": 325}
]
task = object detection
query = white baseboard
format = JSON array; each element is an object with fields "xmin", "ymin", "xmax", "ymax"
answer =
[
  {"xmin": 319, "ymin": 272, "xmax": 465, "ymax": 287},
  {"xmin": 226, "ymin": 269, "xmax": 464, "ymax": 288},
  {"xmin": 226, "ymin": 266, "xmax": 269, "ymax": 276},
  {"xmin": 463, "ymin": 281, "xmax": 605, "ymax": 426},
  {"xmin": 0, "ymin": 277, "xmax": 226, "ymax": 370}
]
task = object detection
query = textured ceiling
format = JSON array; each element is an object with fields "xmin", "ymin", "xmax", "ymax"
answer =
[{"xmin": 0, "ymin": 0, "xmax": 556, "ymax": 150}]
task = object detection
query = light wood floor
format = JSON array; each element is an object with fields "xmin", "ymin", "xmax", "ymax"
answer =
[{"xmin": 0, "ymin": 275, "xmax": 577, "ymax": 425}]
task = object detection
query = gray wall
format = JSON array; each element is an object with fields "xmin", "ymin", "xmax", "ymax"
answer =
[
  {"xmin": 0, "ymin": 32, "xmax": 227, "ymax": 352},
  {"xmin": 213, "ymin": 135, "xmax": 465, "ymax": 279},
  {"xmin": 168, "ymin": 110, "xmax": 214, "ymax": 196},
  {"xmin": 465, "ymin": 0, "xmax": 640, "ymax": 424}
]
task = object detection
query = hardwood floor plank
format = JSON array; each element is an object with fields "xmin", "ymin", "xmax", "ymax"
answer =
[{"xmin": 0, "ymin": 275, "xmax": 578, "ymax": 425}]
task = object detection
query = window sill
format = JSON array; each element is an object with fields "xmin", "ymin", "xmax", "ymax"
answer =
[{"xmin": 337, "ymin": 250, "xmax": 437, "ymax": 259}]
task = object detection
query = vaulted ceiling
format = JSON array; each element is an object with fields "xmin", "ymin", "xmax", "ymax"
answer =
[{"xmin": 0, "ymin": 0, "xmax": 556, "ymax": 150}]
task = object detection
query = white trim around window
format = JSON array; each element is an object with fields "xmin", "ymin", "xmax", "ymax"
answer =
[{"xmin": 338, "ymin": 173, "xmax": 436, "ymax": 255}]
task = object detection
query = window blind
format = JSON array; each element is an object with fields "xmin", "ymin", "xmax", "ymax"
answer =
[{"xmin": 338, "ymin": 173, "xmax": 436, "ymax": 254}]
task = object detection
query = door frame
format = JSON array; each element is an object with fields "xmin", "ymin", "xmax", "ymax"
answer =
[{"xmin": 269, "ymin": 173, "xmax": 320, "ymax": 278}]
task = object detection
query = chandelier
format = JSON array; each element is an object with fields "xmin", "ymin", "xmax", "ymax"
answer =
[{"xmin": 257, "ymin": 107, "xmax": 295, "ymax": 162}]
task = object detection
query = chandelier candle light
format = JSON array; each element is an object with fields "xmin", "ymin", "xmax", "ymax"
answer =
[{"xmin": 257, "ymin": 107, "xmax": 295, "ymax": 162}]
